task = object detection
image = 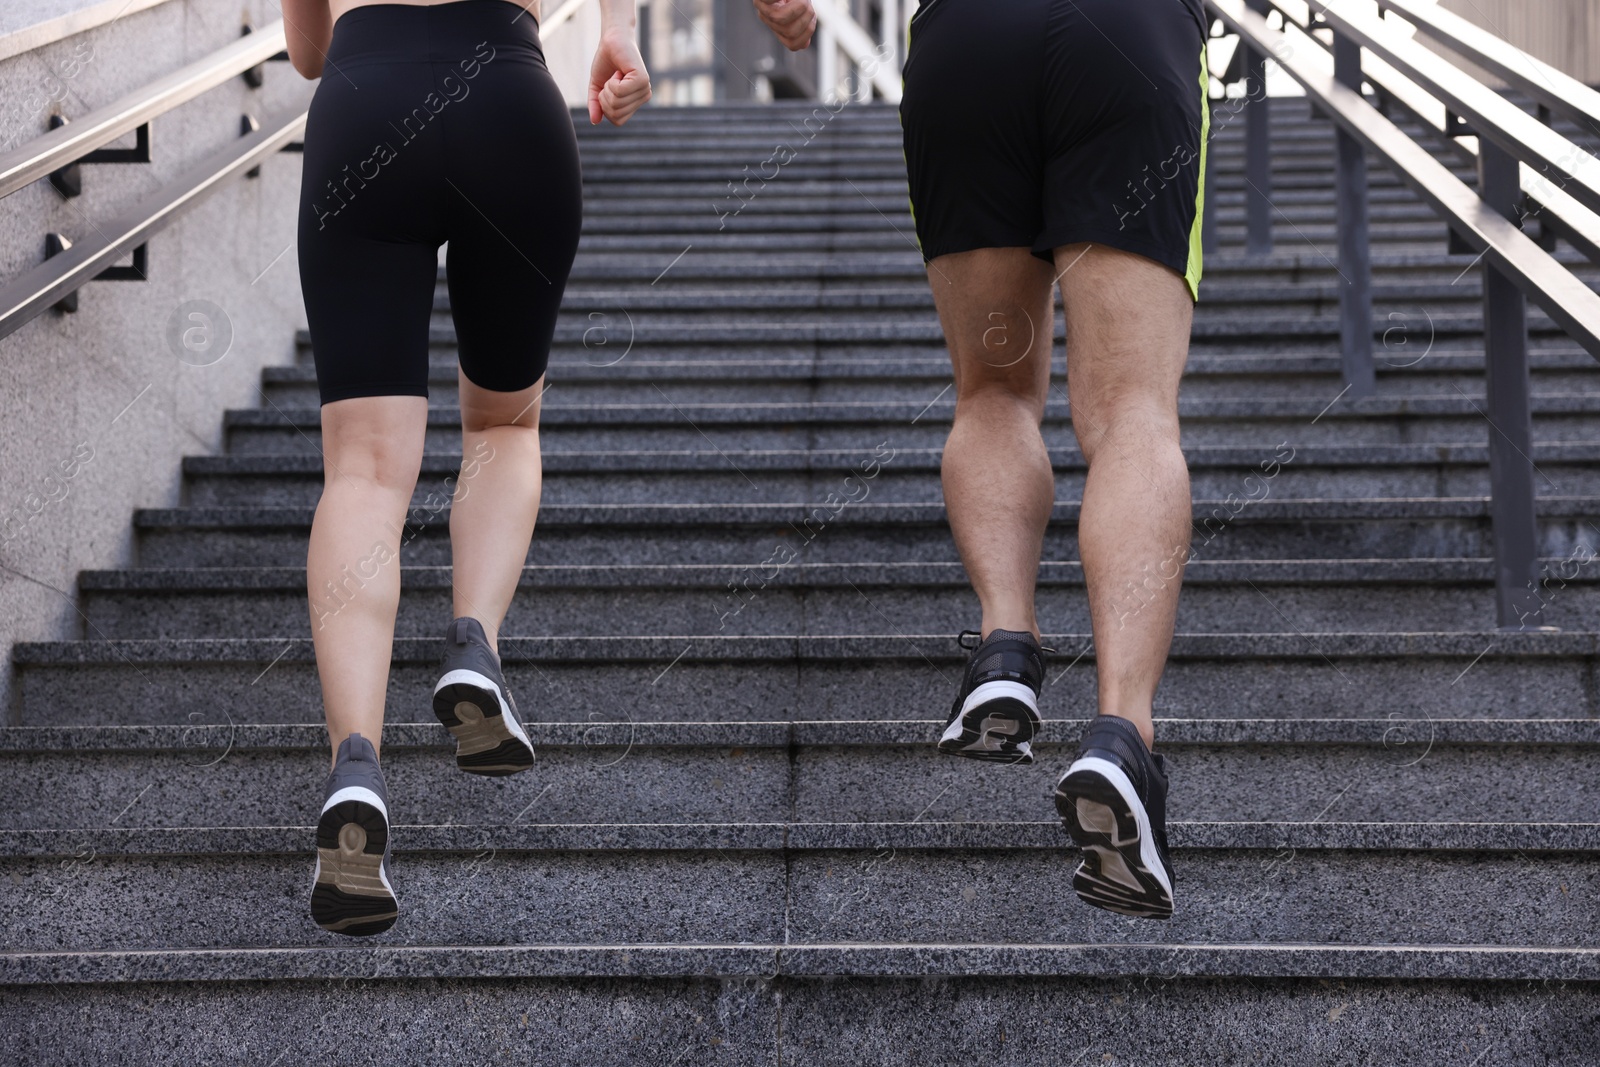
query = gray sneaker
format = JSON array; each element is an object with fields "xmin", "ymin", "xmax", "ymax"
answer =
[
  {"xmin": 310, "ymin": 732, "xmax": 397, "ymax": 936},
  {"xmin": 432, "ymin": 616, "xmax": 536, "ymax": 776},
  {"xmin": 1055, "ymin": 715, "xmax": 1175, "ymax": 920}
]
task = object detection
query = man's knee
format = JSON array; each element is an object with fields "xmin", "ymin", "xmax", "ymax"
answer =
[
  {"xmin": 953, "ymin": 322, "xmax": 1049, "ymax": 411},
  {"xmin": 1072, "ymin": 395, "xmax": 1181, "ymax": 462}
]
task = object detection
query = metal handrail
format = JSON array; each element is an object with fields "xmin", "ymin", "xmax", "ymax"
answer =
[
  {"xmin": 1206, "ymin": 0, "xmax": 1600, "ymax": 630},
  {"xmin": 1211, "ymin": 0, "xmax": 1600, "ymax": 352},
  {"xmin": 0, "ymin": 20, "xmax": 287, "ymax": 200},
  {"xmin": 1260, "ymin": 0, "xmax": 1600, "ymax": 265},
  {"xmin": 1335, "ymin": 33, "xmax": 1600, "ymax": 265},
  {"xmin": 1291, "ymin": 0, "xmax": 1600, "ymax": 219},
  {"xmin": 0, "ymin": 107, "xmax": 306, "ymax": 340},
  {"xmin": 1375, "ymin": 0, "xmax": 1600, "ymax": 136},
  {"xmin": 812, "ymin": 0, "xmax": 901, "ymax": 103}
]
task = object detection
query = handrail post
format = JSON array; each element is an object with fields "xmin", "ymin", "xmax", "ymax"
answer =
[
  {"xmin": 1243, "ymin": 0, "xmax": 1272, "ymax": 255},
  {"xmin": 1477, "ymin": 140, "xmax": 1544, "ymax": 628},
  {"xmin": 881, "ymin": 0, "xmax": 900, "ymax": 72},
  {"xmin": 1332, "ymin": 31, "xmax": 1376, "ymax": 396}
]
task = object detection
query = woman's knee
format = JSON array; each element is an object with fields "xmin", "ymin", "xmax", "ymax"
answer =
[
  {"xmin": 319, "ymin": 395, "xmax": 428, "ymax": 490},
  {"xmin": 458, "ymin": 374, "xmax": 544, "ymax": 434}
]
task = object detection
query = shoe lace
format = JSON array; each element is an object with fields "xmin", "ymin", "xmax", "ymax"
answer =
[{"xmin": 957, "ymin": 628, "xmax": 1058, "ymax": 656}]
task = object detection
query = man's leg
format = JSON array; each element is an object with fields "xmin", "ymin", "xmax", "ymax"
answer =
[
  {"xmin": 928, "ymin": 248, "xmax": 1057, "ymax": 639},
  {"xmin": 1056, "ymin": 242, "xmax": 1193, "ymax": 750},
  {"xmin": 1050, "ymin": 241, "xmax": 1192, "ymax": 920}
]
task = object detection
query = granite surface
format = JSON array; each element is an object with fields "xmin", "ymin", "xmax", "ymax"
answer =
[
  {"xmin": 4, "ymin": 715, "xmax": 1596, "ymax": 751},
  {"xmin": 8, "ymin": 739, "xmax": 1600, "ymax": 828},
  {"xmin": 5, "ymin": 943, "xmax": 1599, "ymax": 987},
  {"xmin": 4, "ymin": 844, "xmax": 1598, "ymax": 952},
  {"xmin": 3, "ymin": 818, "xmax": 1597, "ymax": 858},
  {"xmin": 3, "ymin": 975, "xmax": 1598, "ymax": 1066}
]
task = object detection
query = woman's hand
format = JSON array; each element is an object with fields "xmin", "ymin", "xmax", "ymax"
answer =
[
  {"xmin": 588, "ymin": 30, "xmax": 651, "ymax": 125},
  {"xmin": 753, "ymin": 0, "xmax": 816, "ymax": 51}
]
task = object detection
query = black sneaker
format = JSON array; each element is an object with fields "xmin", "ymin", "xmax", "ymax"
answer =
[
  {"xmin": 432, "ymin": 616, "xmax": 536, "ymax": 776},
  {"xmin": 310, "ymin": 732, "xmax": 398, "ymax": 936},
  {"xmin": 1054, "ymin": 714, "xmax": 1175, "ymax": 920},
  {"xmin": 937, "ymin": 628, "xmax": 1047, "ymax": 764}
]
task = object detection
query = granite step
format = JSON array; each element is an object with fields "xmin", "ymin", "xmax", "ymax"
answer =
[
  {"xmin": 178, "ymin": 444, "xmax": 1600, "ymax": 506},
  {"xmin": 567, "ymin": 184, "xmax": 1442, "ymax": 215},
  {"xmin": 2, "ymin": 968, "xmax": 1589, "ymax": 1067},
  {"xmin": 12, "ymin": 632, "xmax": 1598, "ymax": 727},
  {"xmin": 428, "ymin": 279, "xmax": 1561, "ymax": 313},
  {"xmin": 219, "ymin": 419, "xmax": 1600, "ymax": 457},
  {"xmin": 129, "ymin": 498, "xmax": 1600, "ymax": 568},
  {"xmin": 426, "ymin": 277, "xmax": 1571, "ymax": 312},
  {"xmin": 311, "ymin": 307, "xmax": 1583, "ymax": 343},
  {"xmin": 3, "ymin": 814, "xmax": 1595, "ymax": 952},
  {"xmin": 554, "ymin": 247, "xmax": 1595, "ymax": 283},
  {"xmin": 217, "ymin": 396, "xmax": 1600, "ymax": 454},
  {"xmin": 5, "ymin": 726, "xmax": 1594, "ymax": 830},
  {"xmin": 568, "ymin": 147, "xmax": 1470, "ymax": 176},
  {"xmin": 271, "ymin": 338, "xmax": 1599, "ymax": 377},
  {"xmin": 572, "ymin": 203, "xmax": 1459, "ymax": 234},
  {"xmin": 6, "ymin": 941, "xmax": 1598, "ymax": 986},
  {"xmin": 559, "ymin": 225, "xmax": 1488, "ymax": 252},
  {"xmin": 257, "ymin": 367, "xmax": 1600, "ymax": 406},
  {"xmin": 74, "ymin": 558, "xmax": 1600, "ymax": 637}
]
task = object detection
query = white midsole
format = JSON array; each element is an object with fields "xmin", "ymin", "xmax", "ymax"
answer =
[
  {"xmin": 434, "ymin": 668, "xmax": 532, "ymax": 748},
  {"xmin": 320, "ymin": 784, "xmax": 388, "ymax": 821},
  {"xmin": 957, "ymin": 679, "xmax": 1039, "ymax": 718},
  {"xmin": 1061, "ymin": 754, "xmax": 1173, "ymax": 900}
]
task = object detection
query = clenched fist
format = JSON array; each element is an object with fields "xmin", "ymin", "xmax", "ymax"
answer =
[
  {"xmin": 754, "ymin": 0, "xmax": 816, "ymax": 51},
  {"xmin": 589, "ymin": 30, "xmax": 652, "ymax": 126}
]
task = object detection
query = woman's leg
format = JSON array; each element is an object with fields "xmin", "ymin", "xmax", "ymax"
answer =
[
  {"xmin": 307, "ymin": 394, "xmax": 430, "ymax": 765},
  {"xmin": 446, "ymin": 372, "xmax": 546, "ymax": 652}
]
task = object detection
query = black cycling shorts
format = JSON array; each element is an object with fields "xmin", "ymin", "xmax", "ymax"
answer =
[
  {"xmin": 900, "ymin": 0, "xmax": 1210, "ymax": 300},
  {"xmin": 297, "ymin": 0, "xmax": 582, "ymax": 405}
]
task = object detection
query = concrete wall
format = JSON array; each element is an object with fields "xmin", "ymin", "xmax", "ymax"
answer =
[{"xmin": 0, "ymin": 0, "xmax": 312, "ymax": 717}]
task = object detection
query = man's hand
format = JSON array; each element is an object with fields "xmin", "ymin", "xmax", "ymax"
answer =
[
  {"xmin": 754, "ymin": 0, "xmax": 816, "ymax": 51},
  {"xmin": 588, "ymin": 31, "xmax": 652, "ymax": 126}
]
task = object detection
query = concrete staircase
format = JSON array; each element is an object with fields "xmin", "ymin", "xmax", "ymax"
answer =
[{"xmin": 4, "ymin": 100, "xmax": 1599, "ymax": 1064}]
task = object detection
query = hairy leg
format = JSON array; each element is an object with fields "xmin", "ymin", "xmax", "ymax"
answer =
[
  {"xmin": 308, "ymin": 395, "xmax": 430, "ymax": 765},
  {"xmin": 447, "ymin": 371, "xmax": 546, "ymax": 655},
  {"xmin": 1056, "ymin": 243, "xmax": 1193, "ymax": 750},
  {"xmin": 926, "ymin": 247, "xmax": 1057, "ymax": 639}
]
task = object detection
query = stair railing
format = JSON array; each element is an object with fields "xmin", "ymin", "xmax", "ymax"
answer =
[
  {"xmin": 1205, "ymin": 0, "xmax": 1600, "ymax": 630},
  {"xmin": 0, "ymin": 20, "xmax": 305, "ymax": 338},
  {"xmin": 810, "ymin": 0, "xmax": 901, "ymax": 103}
]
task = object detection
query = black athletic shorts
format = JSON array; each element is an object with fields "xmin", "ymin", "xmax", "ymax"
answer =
[
  {"xmin": 900, "ymin": 0, "xmax": 1210, "ymax": 300},
  {"xmin": 297, "ymin": 0, "xmax": 583, "ymax": 405}
]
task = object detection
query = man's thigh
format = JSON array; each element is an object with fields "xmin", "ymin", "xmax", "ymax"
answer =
[
  {"xmin": 1054, "ymin": 242, "xmax": 1192, "ymax": 432},
  {"xmin": 925, "ymin": 248, "xmax": 1056, "ymax": 402}
]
